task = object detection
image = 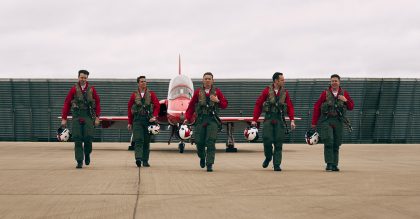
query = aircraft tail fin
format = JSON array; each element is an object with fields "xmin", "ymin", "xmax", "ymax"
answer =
[{"xmin": 178, "ymin": 54, "xmax": 181, "ymax": 75}]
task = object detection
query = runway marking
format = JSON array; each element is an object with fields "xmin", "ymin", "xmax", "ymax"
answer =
[
  {"xmin": 133, "ymin": 168, "xmax": 141, "ymax": 219},
  {"xmin": 0, "ymin": 194, "xmax": 418, "ymax": 197},
  {"xmin": 0, "ymin": 194, "xmax": 138, "ymax": 196}
]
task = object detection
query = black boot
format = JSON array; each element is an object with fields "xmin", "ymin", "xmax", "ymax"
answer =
[
  {"xmin": 262, "ymin": 158, "xmax": 271, "ymax": 168},
  {"xmin": 206, "ymin": 164, "xmax": 213, "ymax": 172},
  {"xmin": 76, "ymin": 161, "xmax": 83, "ymax": 169},
  {"xmin": 200, "ymin": 158, "xmax": 205, "ymax": 168},
  {"xmin": 326, "ymin": 163, "xmax": 333, "ymax": 171},
  {"xmin": 143, "ymin": 161, "xmax": 150, "ymax": 167},
  {"xmin": 274, "ymin": 165, "xmax": 282, "ymax": 171},
  {"xmin": 85, "ymin": 153, "xmax": 90, "ymax": 165},
  {"xmin": 136, "ymin": 159, "xmax": 142, "ymax": 167},
  {"xmin": 332, "ymin": 164, "xmax": 340, "ymax": 172}
]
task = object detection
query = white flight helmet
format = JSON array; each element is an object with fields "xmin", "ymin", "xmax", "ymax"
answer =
[
  {"xmin": 148, "ymin": 124, "xmax": 160, "ymax": 135},
  {"xmin": 178, "ymin": 125, "xmax": 193, "ymax": 140},
  {"xmin": 305, "ymin": 129, "xmax": 319, "ymax": 145},
  {"xmin": 57, "ymin": 127, "xmax": 71, "ymax": 142},
  {"xmin": 244, "ymin": 127, "xmax": 259, "ymax": 141}
]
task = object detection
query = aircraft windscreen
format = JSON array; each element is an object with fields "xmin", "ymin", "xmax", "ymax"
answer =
[
  {"xmin": 169, "ymin": 86, "xmax": 193, "ymax": 100},
  {"xmin": 168, "ymin": 75, "xmax": 194, "ymax": 100}
]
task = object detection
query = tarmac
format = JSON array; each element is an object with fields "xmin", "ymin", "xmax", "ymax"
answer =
[{"xmin": 0, "ymin": 142, "xmax": 419, "ymax": 219}]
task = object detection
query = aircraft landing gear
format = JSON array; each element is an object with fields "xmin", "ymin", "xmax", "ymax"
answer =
[
  {"xmin": 128, "ymin": 133, "xmax": 135, "ymax": 150},
  {"xmin": 225, "ymin": 122, "xmax": 237, "ymax": 152},
  {"xmin": 226, "ymin": 144, "xmax": 237, "ymax": 152},
  {"xmin": 128, "ymin": 141, "xmax": 135, "ymax": 151},
  {"xmin": 178, "ymin": 142, "xmax": 185, "ymax": 153}
]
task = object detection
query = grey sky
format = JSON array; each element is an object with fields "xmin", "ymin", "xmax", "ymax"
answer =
[{"xmin": 1, "ymin": 0, "xmax": 419, "ymax": 79}]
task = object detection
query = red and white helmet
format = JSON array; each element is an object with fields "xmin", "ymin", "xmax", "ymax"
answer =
[
  {"xmin": 148, "ymin": 124, "xmax": 160, "ymax": 135},
  {"xmin": 178, "ymin": 125, "xmax": 193, "ymax": 140},
  {"xmin": 305, "ymin": 129, "xmax": 319, "ymax": 145},
  {"xmin": 244, "ymin": 127, "xmax": 259, "ymax": 141},
  {"xmin": 57, "ymin": 127, "xmax": 71, "ymax": 142}
]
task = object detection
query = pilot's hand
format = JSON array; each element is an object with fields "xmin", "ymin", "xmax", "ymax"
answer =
[
  {"xmin": 251, "ymin": 121, "xmax": 257, "ymax": 127},
  {"xmin": 290, "ymin": 120, "xmax": 296, "ymax": 130},
  {"xmin": 338, "ymin": 95, "xmax": 347, "ymax": 102},
  {"xmin": 61, "ymin": 119, "xmax": 67, "ymax": 128},
  {"xmin": 94, "ymin": 117, "xmax": 100, "ymax": 127},
  {"xmin": 210, "ymin": 94, "xmax": 219, "ymax": 103},
  {"xmin": 149, "ymin": 116, "xmax": 156, "ymax": 122},
  {"xmin": 127, "ymin": 124, "xmax": 132, "ymax": 131}
]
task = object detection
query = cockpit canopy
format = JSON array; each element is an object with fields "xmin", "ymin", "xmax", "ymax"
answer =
[{"xmin": 168, "ymin": 75, "xmax": 194, "ymax": 100}]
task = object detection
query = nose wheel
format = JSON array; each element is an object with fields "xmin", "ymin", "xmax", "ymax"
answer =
[{"xmin": 178, "ymin": 142, "xmax": 185, "ymax": 153}]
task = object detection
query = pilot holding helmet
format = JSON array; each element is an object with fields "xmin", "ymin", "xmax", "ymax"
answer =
[
  {"xmin": 61, "ymin": 70, "xmax": 101, "ymax": 169},
  {"xmin": 185, "ymin": 72, "xmax": 228, "ymax": 172},
  {"xmin": 251, "ymin": 72, "xmax": 296, "ymax": 172},
  {"xmin": 311, "ymin": 74, "xmax": 354, "ymax": 172},
  {"xmin": 127, "ymin": 76, "xmax": 160, "ymax": 168}
]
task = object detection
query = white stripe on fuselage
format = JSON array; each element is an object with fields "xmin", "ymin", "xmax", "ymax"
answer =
[{"xmin": 167, "ymin": 110, "xmax": 185, "ymax": 114}]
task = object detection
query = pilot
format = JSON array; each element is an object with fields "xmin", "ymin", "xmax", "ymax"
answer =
[
  {"xmin": 251, "ymin": 72, "xmax": 296, "ymax": 171},
  {"xmin": 311, "ymin": 74, "xmax": 354, "ymax": 171},
  {"xmin": 185, "ymin": 72, "xmax": 228, "ymax": 172},
  {"xmin": 61, "ymin": 70, "xmax": 101, "ymax": 169},
  {"xmin": 127, "ymin": 76, "xmax": 160, "ymax": 167}
]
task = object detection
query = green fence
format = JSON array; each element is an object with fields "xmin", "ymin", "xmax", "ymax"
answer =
[{"xmin": 0, "ymin": 78, "xmax": 419, "ymax": 143}]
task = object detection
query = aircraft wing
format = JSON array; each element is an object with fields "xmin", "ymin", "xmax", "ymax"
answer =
[
  {"xmin": 100, "ymin": 116, "xmax": 129, "ymax": 129},
  {"xmin": 220, "ymin": 116, "xmax": 299, "ymax": 123},
  {"xmin": 60, "ymin": 116, "xmax": 129, "ymax": 129},
  {"xmin": 100, "ymin": 116, "xmax": 128, "ymax": 121},
  {"xmin": 97, "ymin": 115, "xmax": 301, "ymax": 128},
  {"xmin": 61, "ymin": 116, "xmax": 128, "ymax": 121},
  {"xmin": 81, "ymin": 115, "xmax": 170, "ymax": 128},
  {"xmin": 63, "ymin": 115, "xmax": 300, "ymax": 127}
]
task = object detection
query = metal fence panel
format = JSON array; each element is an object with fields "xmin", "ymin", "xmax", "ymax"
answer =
[{"xmin": 0, "ymin": 78, "xmax": 419, "ymax": 143}]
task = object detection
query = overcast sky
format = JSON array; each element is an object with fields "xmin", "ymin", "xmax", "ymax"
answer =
[{"xmin": 1, "ymin": 0, "xmax": 419, "ymax": 79}]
